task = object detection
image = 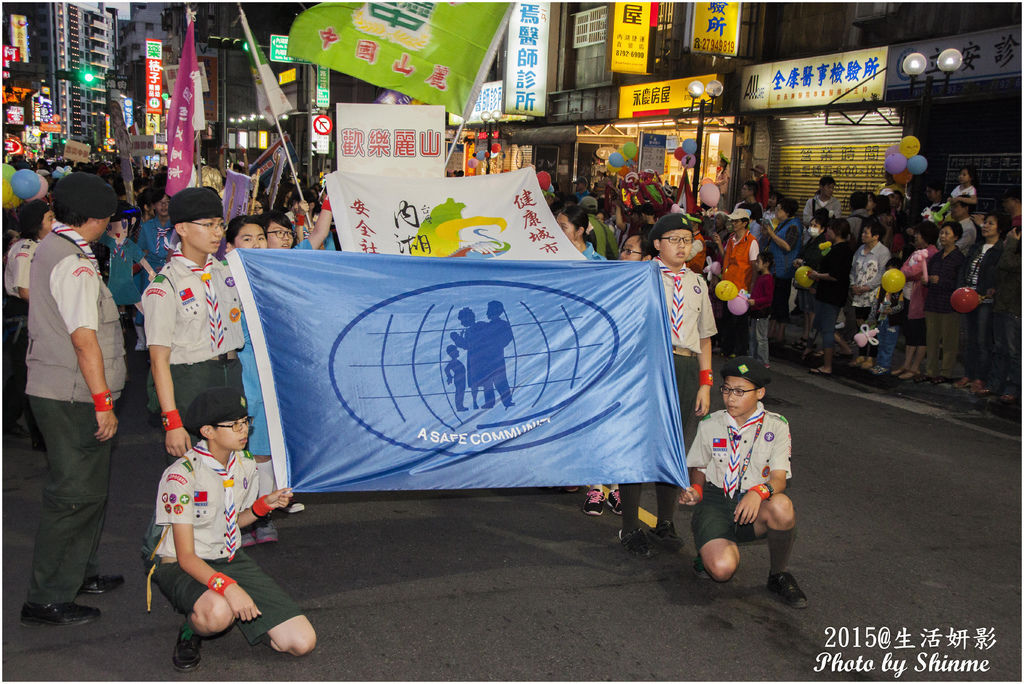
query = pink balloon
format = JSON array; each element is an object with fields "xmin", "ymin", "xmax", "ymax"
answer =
[
  {"xmin": 682, "ymin": 153, "xmax": 697, "ymax": 169},
  {"xmin": 707, "ymin": 261, "xmax": 721, "ymax": 276},
  {"xmin": 727, "ymin": 296, "xmax": 749, "ymax": 316},
  {"xmin": 698, "ymin": 182, "xmax": 720, "ymax": 207},
  {"xmin": 29, "ymin": 177, "xmax": 49, "ymax": 201},
  {"xmin": 884, "ymin": 153, "xmax": 908, "ymax": 175},
  {"xmin": 467, "ymin": 158, "xmax": 479, "ymax": 169},
  {"xmin": 853, "ymin": 332, "xmax": 868, "ymax": 347}
]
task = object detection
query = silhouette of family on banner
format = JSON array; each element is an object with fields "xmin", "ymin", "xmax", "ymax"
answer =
[{"xmin": 445, "ymin": 301, "xmax": 515, "ymax": 411}]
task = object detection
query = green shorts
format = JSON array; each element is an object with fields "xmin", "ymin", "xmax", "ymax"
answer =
[
  {"xmin": 153, "ymin": 549, "xmax": 302, "ymax": 646},
  {"xmin": 690, "ymin": 484, "xmax": 764, "ymax": 551},
  {"xmin": 147, "ymin": 357, "xmax": 244, "ymax": 415}
]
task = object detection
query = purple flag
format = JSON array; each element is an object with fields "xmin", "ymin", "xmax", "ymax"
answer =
[
  {"xmin": 223, "ymin": 169, "xmax": 254, "ymax": 223},
  {"xmin": 166, "ymin": 17, "xmax": 205, "ymax": 195}
]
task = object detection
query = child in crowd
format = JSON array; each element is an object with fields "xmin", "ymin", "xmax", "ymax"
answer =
[
  {"xmin": 869, "ymin": 257, "xmax": 906, "ymax": 376},
  {"xmin": 949, "ymin": 166, "xmax": 978, "ymax": 208},
  {"xmin": 679, "ymin": 356, "xmax": 806, "ymax": 608},
  {"xmin": 747, "ymin": 251, "xmax": 774, "ymax": 367}
]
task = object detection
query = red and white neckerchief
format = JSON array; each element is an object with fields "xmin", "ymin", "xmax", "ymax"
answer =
[
  {"xmin": 52, "ymin": 221, "xmax": 98, "ymax": 268},
  {"xmin": 155, "ymin": 222, "xmax": 173, "ymax": 254},
  {"xmin": 723, "ymin": 406, "xmax": 766, "ymax": 499},
  {"xmin": 654, "ymin": 256, "xmax": 687, "ymax": 341},
  {"xmin": 170, "ymin": 250, "xmax": 224, "ymax": 352},
  {"xmin": 193, "ymin": 441, "xmax": 240, "ymax": 561},
  {"xmin": 110, "ymin": 235, "xmax": 127, "ymax": 261}
]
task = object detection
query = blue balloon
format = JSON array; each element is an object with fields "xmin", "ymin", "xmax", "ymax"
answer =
[
  {"xmin": 476, "ymin": 150, "xmax": 486, "ymax": 161},
  {"xmin": 608, "ymin": 152, "xmax": 625, "ymax": 167},
  {"xmin": 51, "ymin": 170, "xmax": 65, "ymax": 180},
  {"xmin": 906, "ymin": 155, "xmax": 928, "ymax": 175},
  {"xmin": 11, "ymin": 168, "xmax": 41, "ymax": 199},
  {"xmin": 681, "ymin": 138, "xmax": 698, "ymax": 155}
]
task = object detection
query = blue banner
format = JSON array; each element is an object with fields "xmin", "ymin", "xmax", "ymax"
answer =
[{"xmin": 228, "ymin": 250, "xmax": 688, "ymax": 492}]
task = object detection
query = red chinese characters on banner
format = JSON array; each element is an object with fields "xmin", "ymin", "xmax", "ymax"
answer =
[
  {"xmin": 355, "ymin": 39, "xmax": 378, "ymax": 64},
  {"xmin": 350, "ymin": 198, "xmax": 377, "ymax": 253},
  {"xmin": 340, "ymin": 128, "xmax": 442, "ymax": 159},
  {"xmin": 424, "ymin": 65, "xmax": 449, "ymax": 91},
  {"xmin": 514, "ymin": 189, "xmax": 558, "ymax": 253}
]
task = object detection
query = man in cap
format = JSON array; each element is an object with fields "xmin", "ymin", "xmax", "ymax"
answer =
[
  {"xmin": 679, "ymin": 356, "xmax": 806, "ymax": 608},
  {"xmin": 573, "ymin": 177, "xmax": 591, "ymax": 203},
  {"xmin": 143, "ymin": 187, "xmax": 246, "ymax": 463},
  {"xmin": 21, "ymin": 172, "xmax": 127, "ymax": 626}
]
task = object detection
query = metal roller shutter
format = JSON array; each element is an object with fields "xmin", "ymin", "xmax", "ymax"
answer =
[{"xmin": 768, "ymin": 109, "xmax": 904, "ymax": 213}]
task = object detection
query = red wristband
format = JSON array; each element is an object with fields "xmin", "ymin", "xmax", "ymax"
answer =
[
  {"xmin": 752, "ymin": 484, "xmax": 771, "ymax": 500},
  {"xmin": 251, "ymin": 495, "xmax": 273, "ymax": 518},
  {"xmin": 207, "ymin": 572, "xmax": 237, "ymax": 595},
  {"xmin": 92, "ymin": 390, "xmax": 113, "ymax": 412},
  {"xmin": 161, "ymin": 410, "xmax": 183, "ymax": 432},
  {"xmin": 699, "ymin": 369, "xmax": 714, "ymax": 386},
  {"xmin": 692, "ymin": 483, "xmax": 703, "ymax": 501}
]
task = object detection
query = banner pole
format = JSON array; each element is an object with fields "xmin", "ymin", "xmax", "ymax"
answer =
[{"xmin": 274, "ymin": 118, "xmax": 304, "ymax": 205}]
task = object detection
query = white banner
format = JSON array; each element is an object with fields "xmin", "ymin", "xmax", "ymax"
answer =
[
  {"xmin": 335, "ymin": 103, "xmax": 446, "ymax": 178},
  {"xmin": 63, "ymin": 140, "xmax": 91, "ymax": 163},
  {"xmin": 325, "ymin": 168, "xmax": 582, "ymax": 260}
]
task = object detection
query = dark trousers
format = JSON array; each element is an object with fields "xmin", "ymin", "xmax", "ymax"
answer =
[
  {"xmin": 3, "ymin": 321, "xmax": 41, "ymax": 440},
  {"xmin": 26, "ymin": 397, "xmax": 112, "ymax": 604},
  {"xmin": 963, "ymin": 303, "xmax": 993, "ymax": 381},
  {"xmin": 988, "ymin": 312, "xmax": 1021, "ymax": 395},
  {"xmin": 720, "ymin": 311, "xmax": 749, "ymax": 356}
]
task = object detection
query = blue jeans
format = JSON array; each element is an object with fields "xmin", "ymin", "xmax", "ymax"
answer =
[
  {"xmin": 875, "ymin": 321, "xmax": 900, "ymax": 370},
  {"xmin": 962, "ymin": 303, "xmax": 993, "ymax": 381},
  {"xmin": 988, "ymin": 312, "xmax": 1021, "ymax": 396},
  {"xmin": 814, "ymin": 300, "xmax": 841, "ymax": 349},
  {"xmin": 748, "ymin": 317, "xmax": 770, "ymax": 365}
]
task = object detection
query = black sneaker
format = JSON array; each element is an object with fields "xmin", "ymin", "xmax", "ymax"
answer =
[
  {"xmin": 766, "ymin": 571, "xmax": 808, "ymax": 608},
  {"xmin": 607, "ymin": 489, "xmax": 622, "ymax": 515},
  {"xmin": 692, "ymin": 555, "xmax": 710, "ymax": 580},
  {"xmin": 582, "ymin": 488, "xmax": 605, "ymax": 516},
  {"xmin": 618, "ymin": 528, "xmax": 652, "ymax": 558},
  {"xmin": 650, "ymin": 520, "xmax": 683, "ymax": 551},
  {"xmin": 172, "ymin": 623, "xmax": 202, "ymax": 671}
]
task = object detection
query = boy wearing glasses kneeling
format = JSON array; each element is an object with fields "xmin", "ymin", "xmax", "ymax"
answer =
[
  {"xmin": 678, "ymin": 356, "xmax": 807, "ymax": 608},
  {"xmin": 143, "ymin": 188, "xmax": 247, "ymax": 463},
  {"xmin": 152, "ymin": 386, "xmax": 315, "ymax": 670}
]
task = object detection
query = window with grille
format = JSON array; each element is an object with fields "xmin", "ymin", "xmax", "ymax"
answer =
[{"xmin": 573, "ymin": 7, "xmax": 606, "ymax": 48}]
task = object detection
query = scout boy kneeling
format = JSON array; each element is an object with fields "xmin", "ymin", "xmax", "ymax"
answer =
[
  {"xmin": 678, "ymin": 356, "xmax": 807, "ymax": 608},
  {"xmin": 151, "ymin": 386, "xmax": 316, "ymax": 670}
]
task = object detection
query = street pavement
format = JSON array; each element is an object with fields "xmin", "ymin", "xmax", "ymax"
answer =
[{"xmin": 2, "ymin": 341, "xmax": 1020, "ymax": 681}]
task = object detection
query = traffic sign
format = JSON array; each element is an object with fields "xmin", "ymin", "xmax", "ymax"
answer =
[{"xmin": 312, "ymin": 114, "xmax": 332, "ymax": 136}]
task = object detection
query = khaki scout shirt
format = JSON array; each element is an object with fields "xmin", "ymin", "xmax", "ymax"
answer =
[
  {"xmin": 154, "ymin": 445, "xmax": 259, "ymax": 561},
  {"xmin": 689, "ymin": 405, "xmax": 792, "ymax": 493},
  {"xmin": 142, "ymin": 257, "xmax": 244, "ymax": 364},
  {"xmin": 659, "ymin": 267, "xmax": 717, "ymax": 354},
  {"xmin": 4, "ymin": 238, "xmax": 37, "ymax": 297}
]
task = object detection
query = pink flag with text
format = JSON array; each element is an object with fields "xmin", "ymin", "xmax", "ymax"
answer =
[{"xmin": 166, "ymin": 17, "xmax": 205, "ymax": 195}]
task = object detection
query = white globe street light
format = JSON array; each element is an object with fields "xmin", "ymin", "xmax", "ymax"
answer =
[
  {"xmin": 705, "ymin": 79, "xmax": 724, "ymax": 98},
  {"xmin": 937, "ymin": 48, "xmax": 963, "ymax": 73},
  {"xmin": 687, "ymin": 80, "xmax": 705, "ymax": 99},
  {"xmin": 902, "ymin": 52, "xmax": 928, "ymax": 77}
]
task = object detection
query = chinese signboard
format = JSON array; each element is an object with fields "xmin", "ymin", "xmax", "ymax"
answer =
[
  {"xmin": 146, "ymin": 39, "xmax": 163, "ymax": 114},
  {"xmin": 639, "ymin": 133, "xmax": 666, "ymax": 175},
  {"xmin": 609, "ymin": 2, "xmax": 651, "ymax": 74},
  {"xmin": 6, "ymin": 106, "xmax": 24, "ymax": 125},
  {"xmin": 269, "ymin": 34, "xmax": 311, "ymax": 64},
  {"xmin": 123, "ymin": 97, "xmax": 134, "ymax": 128},
  {"xmin": 773, "ymin": 143, "xmax": 892, "ymax": 206},
  {"xmin": 278, "ymin": 68, "xmax": 297, "ymax": 85},
  {"xmin": 336, "ymin": 103, "xmax": 446, "ymax": 178},
  {"xmin": 145, "ymin": 112, "xmax": 161, "ymax": 136},
  {"xmin": 691, "ymin": 2, "xmax": 741, "ymax": 57},
  {"xmin": 63, "ymin": 140, "xmax": 91, "ymax": 163},
  {"xmin": 316, "ymin": 65, "xmax": 331, "ymax": 108},
  {"xmin": 10, "ymin": 15, "xmax": 29, "ymax": 62},
  {"xmin": 504, "ymin": 2, "xmax": 549, "ymax": 117},
  {"xmin": 740, "ymin": 47, "xmax": 888, "ymax": 111},
  {"xmin": 618, "ymin": 74, "xmax": 721, "ymax": 118},
  {"xmin": 885, "ymin": 26, "xmax": 1022, "ymax": 101},
  {"xmin": 324, "ymin": 167, "xmax": 581, "ymax": 259}
]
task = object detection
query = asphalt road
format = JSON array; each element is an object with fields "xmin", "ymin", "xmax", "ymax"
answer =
[{"xmin": 3, "ymin": 346, "xmax": 1020, "ymax": 681}]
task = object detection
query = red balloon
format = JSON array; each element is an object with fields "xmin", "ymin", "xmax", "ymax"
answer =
[
  {"xmin": 950, "ymin": 287, "xmax": 980, "ymax": 313},
  {"xmin": 673, "ymin": 147, "xmax": 685, "ymax": 161},
  {"xmin": 536, "ymin": 171, "xmax": 550, "ymax": 190},
  {"xmin": 491, "ymin": 143, "xmax": 501, "ymax": 154}
]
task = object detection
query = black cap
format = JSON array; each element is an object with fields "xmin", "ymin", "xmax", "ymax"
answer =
[
  {"xmin": 53, "ymin": 172, "xmax": 117, "ymax": 219},
  {"xmin": 719, "ymin": 356, "xmax": 771, "ymax": 388},
  {"xmin": 183, "ymin": 386, "xmax": 248, "ymax": 436},
  {"xmin": 648, "ymin": 213, "xmax": 695, "ymax": 243},
  {"xmin": 169, "ymin": 187, "xmax": 223, "ymax": 225}
]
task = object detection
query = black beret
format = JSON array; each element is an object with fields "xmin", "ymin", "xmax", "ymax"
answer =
[
  {"xmin": 184, "ymin": 386, "xmax": 249, "ymax": 436},
  {"xmin": 169, "ymin": 187, "xmax": 223, "ymax": 225},
  {"xmin": 53, "ymin": 172, "xmax": 117, "ymax": 219},
  {"xmin": 648, "ymin": 213, "xmax": 696, "ymax": 243},
  {"xmin": 719, "ymin": 356, "xmax": 771, "ymax": 388}
]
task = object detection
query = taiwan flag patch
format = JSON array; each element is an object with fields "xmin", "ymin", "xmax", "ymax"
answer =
[
  {"xmin": 193, "ymin": 490, "xmax": 208, "ymax": 503},
  {"xmin": 712, "ymin": 438, "xmax": 728, "ymax": 449},
  {"xmin": 179, "ymin": 288, "xmax": 195, "ymax": 305}
]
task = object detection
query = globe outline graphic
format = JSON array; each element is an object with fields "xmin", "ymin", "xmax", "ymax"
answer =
[{"xmin": 329, "ymin": 280, "xmax": 621, "ymax": 453}]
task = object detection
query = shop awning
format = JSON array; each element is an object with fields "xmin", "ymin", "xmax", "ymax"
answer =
[{"xmin": 500, "ymin": 125, "xmax": 578, "ymax": 145}]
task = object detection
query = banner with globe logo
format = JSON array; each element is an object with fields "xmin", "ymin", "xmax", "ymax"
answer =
[{"xmin": 227, "ymin": 249, "xmax": 689, "ymax": 493}]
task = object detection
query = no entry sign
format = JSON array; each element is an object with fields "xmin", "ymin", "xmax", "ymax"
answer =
[{"xmin": 312, "ymin": 114, "xmax": 332, "ymax": 136}]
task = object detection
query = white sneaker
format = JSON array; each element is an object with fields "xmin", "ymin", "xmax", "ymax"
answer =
[{"xmin": 284, "ymin": 502, "xmax": 305, "ymax": 514}]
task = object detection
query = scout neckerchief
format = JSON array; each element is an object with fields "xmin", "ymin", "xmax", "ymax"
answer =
[
  {"xmin": 170, "ymin": 249, "xmax": 224, "ymax": 352},
  {"xmin": 193, "ymin": 441, "xmax": 240, "ymax": 561},
  {"xmin": 155, "ymin": 220, "xmax": 173, "ymax": 255},
  {"xmin": 723, "ymin": 405, "xmax": 766, "ymax": 499},
  {"xmin": 52, "ymin": 221, "xmax": 98, "ymax": 268},
  {"xmin": 654, "ymin": 256, "xmax": 687, "ymax": 342}
]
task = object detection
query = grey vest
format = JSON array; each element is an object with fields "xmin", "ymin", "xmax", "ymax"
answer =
[{"xmin": 26, "ymin": 231, "xmax": 127, "ymax": 402}]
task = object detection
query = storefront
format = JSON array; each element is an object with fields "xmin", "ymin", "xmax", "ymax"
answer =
[
  {"xmin": 448, "ymin": 81, "xmax": 531, "ymax": 177},
  {"xmin": 740, "ymin": 47, "xmax": 903, "ymax": 211}
]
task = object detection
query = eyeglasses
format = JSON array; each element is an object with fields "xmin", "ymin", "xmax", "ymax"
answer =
[
  {"xmin": 214, "ymin": 416, "xmax": 254, "ymax": 433},
  {"xmin": 620, "ymin": 248, "xmax": 643, "ymax": 256},
  {"xmin": 720, "ymin": 385, "xmax": 758, "ymax": 397},
  {"xmin": 189, "ymin": 220, "xmax": 225, "ymax": 232},
  {"xmin": 659, "ymin": 236, "xmax": 693, "ymax": 245},
  {"xmin": 267, "ymin": 229, "xmax": 294, "ymax": 240}
]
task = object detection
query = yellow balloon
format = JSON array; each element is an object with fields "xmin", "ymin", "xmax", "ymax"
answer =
[
  {"xmin": 715, "ymin": 279, "xmax": 739, "ymax": 301},
  {"xmin": 881, "ymin": 268, "xmax": 906, "ymax": 294},
  {"xmin": 794, "ymin": 265, "xmax": 813, "ymax": 288},
  {"xmin": 2, "ymin": 178, "xmax": 21, "ymax": 210},
  {"xmin": 899, "ymin": 135, "xmax": 921, "ymax": 157}
]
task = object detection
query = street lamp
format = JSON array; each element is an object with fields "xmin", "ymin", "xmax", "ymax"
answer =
[
  {"xmin": 687, "ymin": 79, "xmax": 723, "ymax": 201},
  {"xmin": 479, "ymin": 110, "xmax": 501, "ymax": 174}
]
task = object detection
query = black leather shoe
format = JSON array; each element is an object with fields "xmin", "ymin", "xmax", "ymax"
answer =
[
  {"xmin": 766, "ymin": 571, "xmax": 808, "ymax": 608},
  {"xmin": 172, "ymin": 624, "xmax": 202, "ymax": 672},
  {"xmin": 79, "ymin": 574, "xmax": 124, "ymax": 595},
  {"xmin": 650, "ymin": 519, "xmax": 684, "ymax": 551},
  {"xmin": 21, "ymin": 601, "xmax": 100, "ymax": 626}
]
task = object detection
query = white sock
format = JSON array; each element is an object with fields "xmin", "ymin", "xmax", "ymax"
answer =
[{"xmin": 257, "ymin": 459, "xmax": 276, "ymax": 496}]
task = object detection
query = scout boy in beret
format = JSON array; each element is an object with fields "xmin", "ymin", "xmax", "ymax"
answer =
[
  {"xmin": 151, "ymin": 386, "xmax": 315, "ymax": 670},
  {"xmin": 678, "ymin": 356, "xmax": 807, "ymax": 608}
]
